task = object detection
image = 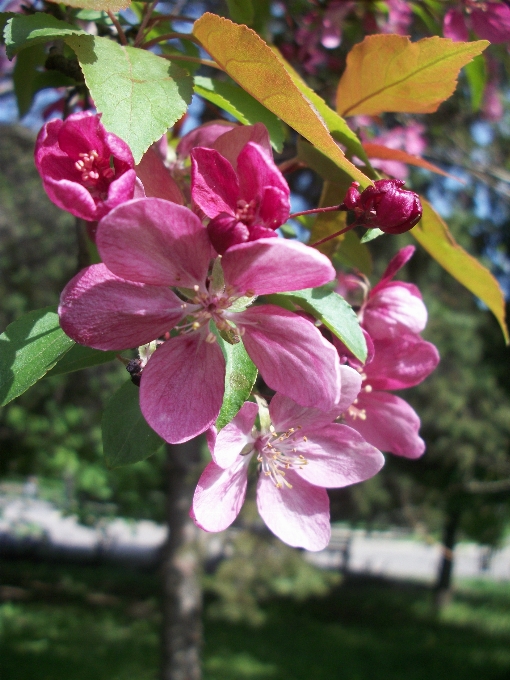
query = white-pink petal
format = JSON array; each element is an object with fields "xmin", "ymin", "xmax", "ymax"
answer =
[
  {"xmin": 256, "ymin": 471, "xmax": 331, "ymax": 551},
  {"xmin": 192, "ymin": 458, "xmax": 250, "ymax": 532},
  {"xmin": 97, "ymin": 199, "xmax": 212, "ymax": 289},
  {"xmin": 140, "ymin": 330, "xmax": 226, "ymax": 444},
  {"xmin": 213, "ymin": 401, "xmax": 258, "ymax": 468},
  {"xmin": 363, "ymin": 282, "xmax": 427, "ymax": 339},
  {"xmin": 222, "ymin": 239, "xmax": 335, "ymax": 296}
]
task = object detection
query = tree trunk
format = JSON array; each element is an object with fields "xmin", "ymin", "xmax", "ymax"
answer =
[
  {"xmin": 434, "ymin": 507, "xmax": 461, "ymax": 609},
  {"xmin": 161, "ymin": 439, "xmax": 203, "ymax": 680}
]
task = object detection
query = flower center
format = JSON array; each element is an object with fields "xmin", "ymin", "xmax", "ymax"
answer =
[
  {"xmin": 257, "ymin": 426, "xmax": 308, "ymax": 489},
  {"xmin": 75, "ymin": 150, "xmax": 115, "ymax": 194},
  {"xmin": 175, "ymin": 285, "xmax": 244, "ymax": 343},
  {"xmin": 235, "ymin": 198, "xmax": 257, "ymax": 225},
  {"xmin": 347, "ymin": 374, "xmax": 372, "ymax": 421}
]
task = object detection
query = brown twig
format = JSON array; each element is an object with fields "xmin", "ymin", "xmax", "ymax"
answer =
[
  {"xmin": 140, "ymin": 32, "xmax": 201, "ymax": 51},
  {"xmin": 107, "ymin": 10, "xmax": 128, "ymax": 46},
  {"xmin": 134, "ymin": 0, "xmax": 158, "ymax": 47},
  {"xmin": 160, "ymin": 53, "xmax": 223, "ymax": 70}
]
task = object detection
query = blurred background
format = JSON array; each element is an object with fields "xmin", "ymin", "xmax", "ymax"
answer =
[{"xmin": 2, "ymin": 1, "xmax": 510, "ymax": 679}]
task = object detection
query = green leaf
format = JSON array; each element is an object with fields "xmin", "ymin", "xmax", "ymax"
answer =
[
  {"xmin": 226, "ymin": 0, "xmax": 254, "ymax": 25},
  {"xmin": 360, "ymin": 228, "xmax": 384, "ymax": 243},
  {"xmin": 65, "ymin": 35, "xmax": 194, "ymax": 163},
  {"xmin": 102, "ymin": 380, "xmax": 164, "ymax": 468},
  {"xmin": 333, "ymin": 230, "xmax": 372, "ymax": 276},
  {"xmin": 270, "ymin": 288, "xmax": 367, "ymax": 363},
  {"xmin": 215, "ymin": 334, "xmax": 258, "ymax": 431},
  {"xmin": 464, "ymin": 54, "xmax": 487, "ymax": 112},
  {"xmin": 46, "ymin": 344, "xmax": 117, "ymax": 377},
  {"xmin": 4, "ymin": 14, "xmax": 86, "ymax": 59},
  {"xmin": 0, "ymin": 306, "xmax": 74, "ymax": 406},
  {"xmin": 13, "ymin": 43, "xmax": 75, "ymax": 117},
  {"xmin": 297, "ymin": 139, "xmax": 354, "ymax": 185},
  {"xmin": 194, "ymin": 75, "xmax": 285, "ymax": 152}
]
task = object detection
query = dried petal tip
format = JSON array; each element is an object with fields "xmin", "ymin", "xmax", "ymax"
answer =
[{"xmin": 341, "ymin": 179, "xmax": 422, "ymax": 235}]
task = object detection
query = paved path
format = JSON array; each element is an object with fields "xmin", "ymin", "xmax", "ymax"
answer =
[{"xmin": 1, "ymin": 495, "xmax": 509, "ymax": 582}]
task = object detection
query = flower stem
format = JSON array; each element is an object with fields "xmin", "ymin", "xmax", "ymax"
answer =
[
  {"xmin": 107, "ymin": 10, "xmax": 128, "ymax": 46},
  {"xmin": 134, "ymin": 0, "xmax": 158, "ymax": 47},
  {"xmin": 141, "ymin": 32, "xmax": 202, "ymax": 50},
  {"xmin": 288, "ymin": 204, "xmax": 343, "ymax": 220},
  {"xmin": 309, "ymin": 223, "xmax": 356, "ymax": 248},
  {"xmin": 159, "ymin": 53, "xmax": 223, "ymax": 70}
]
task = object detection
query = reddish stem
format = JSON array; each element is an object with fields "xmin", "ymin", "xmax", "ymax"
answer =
[
  {"xmin": 288, "ymin": 204, "xmax": 343, "ymax": 220},
  {"xmin": 107, "ymin": 10, "xmax": 128, "ymax": 45},
  {"xmin": 309, "ymin": 223, "xmax": 356, "ymax": 248}
]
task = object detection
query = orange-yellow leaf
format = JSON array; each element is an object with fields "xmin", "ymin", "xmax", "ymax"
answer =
[
  {"xmin": 337, "ymin": 34, "xmax": 488, "ymax": 117},
  {"xmin": 45, "ymin": 0, "xmax": 130, "ymax": 10},
  {"xmin": 362, "ymin": 143, "xmax": 463, "ymax": 181},
  {"xmin": 412, "ymin": 200, "xmax": 508, "ymax": 343},
  {"xmin": 193, "ymin": 13, "xmax": 370, "ymax": 187}
]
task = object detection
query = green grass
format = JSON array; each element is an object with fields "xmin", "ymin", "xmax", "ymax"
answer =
[{"xmin": 1, "ymin": 560, "xmax": 510, "ymax": 680}]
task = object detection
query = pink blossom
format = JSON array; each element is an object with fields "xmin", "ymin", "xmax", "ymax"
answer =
[
  {"xmin": 35, "ymin": 111, "xmax": 136, "ymax": 222},
  {"xmin": 191, "ymin": 125, "xmax": 289, "ymax": 254},
  {"xmin": 192, "ymin": 372, "xmax": 384, "ymax": 551},
  {"xmin": 380, "ymin": 0, "xmax": 413, "ymax": 35},
  {"xmin": 444, "ymin": 2, "xmax": 510, "ymax": 43},
  {"xmin": 59, "ymin": 198, "xmax": 341, "ymax": 444}
]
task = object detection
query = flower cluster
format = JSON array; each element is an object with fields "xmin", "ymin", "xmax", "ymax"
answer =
[
  {"xmin": 336, "ymin": 246, "xmax": 440, "ymax": 458},
  {"xmin": 35, "ymin": 112, "xmax": 437, "ymax": 550}
]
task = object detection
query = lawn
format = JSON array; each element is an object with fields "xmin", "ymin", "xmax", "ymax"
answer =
[{"xmin": 1, "ymin": 559, "xmax": 510, "ymax": 680}]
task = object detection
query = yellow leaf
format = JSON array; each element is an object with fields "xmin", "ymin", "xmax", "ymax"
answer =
[
  {"xmin": 193, "ymin": 13, "xmax": 370, "ymax": 187},
  {"xmin": 412, "ymin": 200, "xmax": 508, "ymax": 344},
  {"xmin": 45, "ymin": 0, "xmax": 130, "ymax": 10},
  {"xmin": 337, "ymin": 34, "xmax": 488, "ymax": 117}
]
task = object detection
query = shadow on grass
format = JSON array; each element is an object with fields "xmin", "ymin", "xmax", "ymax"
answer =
[{"xmin": 1, "ymin": 561, "xmax": 510, "ymax": 680}]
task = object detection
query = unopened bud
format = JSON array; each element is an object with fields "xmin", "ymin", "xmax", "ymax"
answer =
[{"xmin": 340, "ymin": 179, "xmax": 422, "ymax": 234}]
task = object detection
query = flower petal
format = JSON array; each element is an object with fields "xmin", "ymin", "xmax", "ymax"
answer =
[
  {"xmin": 212, "ymin": 122, "xmax": 272, "ymax": 168},
  {"xmin": 97, "ymin": 198, "xmax": 211, "ymax": 288},
  {"xmin": 140, "ymin": 330, "xmax": 226, "ymax": 444},
  {"xmin": 366, "ymin": 334, "xmax": 439, "ymax": 390},
  {"xmin": 236, "ymin": 305, "xmax": 341, "ymax": 410},
  {"xmin": 294, "ymin": 423, "xmax": 385, "ymax": 487},
  {"xmin": 346, "ymin": 391, "xmax": 425, "ymax": 458},
  {"xmin": 363, "ymin": 282, "xmax": 427, "ymax": 339},
  {"xmin": 136, "ymin": 147, "xmax": 184, "ymax": 204},
  {"xmin": 257, "ymin": 471, "xmax": 331, "ymax": 551},
  {"xmin": 192, "ymin": 458, "xmax": 249, "ymax": 532},
  {"xmin": 259, "ymin": 186, "xmax": 290, "ymax": 229},
  {"xmin": 222, "ymin": 239, "xmax": 335, "ymax": 296},
  {"xmin": 177, "ymin": 121, "xmax": 236, "ymax": 159},
  {"xmin": 213, "ymin": 401, "xmax": 258, "ymax": 468},
  {"xmin": 59, "ymin": 263, "xmax": 185, "ymax": 350},
  {"xmin": 237, "ymin": 142, "xmax": 290, "ymax": 210},
  {"xmin": 190, "ymin": 147, "xmax": 239, "ymax": 218}
]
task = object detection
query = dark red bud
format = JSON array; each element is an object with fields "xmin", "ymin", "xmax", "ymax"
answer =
[{"xmin": 340, "ymin": 179, "xmax": 422, "ymax": 235}]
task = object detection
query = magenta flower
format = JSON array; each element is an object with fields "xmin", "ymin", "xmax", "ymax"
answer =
[
  {"xmin": 444, "ymin": 2, "xmax": 510, "ymax": 43},
  {"xmin": 361, "ymin": 246, "xmax": 428, "ymax": 340},
  {"xmin": 58, "ymin": 198, "xmax": 341, "ymax": 444},
  {"xmin": 343, "ymin": 333, "xmax": 440, "ymax": 459},
  {"xmin": 192, "ymin": 370, "xmax": 385, "ymax": 551},
  {"xmin": 341, "ymin": 180, "xmax": 422, "ymax": 235},
  {"xmin": 35, "ymin": 111, "xmax": 136, "ymax": 222},
  {"xmin": 191, "ymin": 125, "xmax": 290, "ymax": 254}
]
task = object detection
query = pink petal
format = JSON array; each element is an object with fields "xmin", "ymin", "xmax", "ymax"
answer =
[
  {"xmin": 293, "ymin": 423, "xmax": 385, "ymax": 487},
  {"xmin": 96, "ymin": 199, "xmax": 211, "ymax": 289},
  {"xmin": 213, "ymin": 401, "xmax": 258, "ymax": 468},
  {"xmin": 346, "ymin": 391, "xmax": 425, "ymax": 459},
  {"xmin": 338, "ymin": 365, "xmax": 363, "ymax": 412},
  {"xmin": 236, "ymin": 305, "xmax": 341, "ymax": 411},
  {"xmin": 39, "ymin": 174, "xmax": 99, "ymax": 221},
  {"xmin": 212, "ymin": 122, "xmax": 272, "ymax": 168},
  {"xmin": 58, "ymin": 111, "xmax": 107, "ymax": 159},
  {"xmin": 471, "ymin": 4, "xmax": 510, "ymax": 43},
  {"xmin": 377, "ymin": 245, "xmax": 416, "ymax": 285},
  {"xmin": 136, "ymin": 147, "xmax": 184, "ymax": 204},
  {"xmin": 258, "ymin": 186, "xmax": 290, "ymax": 229},
  {"xmin": 366, "ymin": 335, "xmax": 439, "ymax": 391},
  {"xmin": 190, "ymin": 147, "xmax": 239, "ymax": 218},
  {"xmin": 140, "ymin": 330, "xmax": 226, "ymax": 444},
  {"xmin": 222, "ymin": 239, "xmax": 335, "ymax": 296},
  {"xmin": 58, "ymin": 264, "xmax": 185, "ymax": 350},
  {"xmin": 177, "ymin": 121, "xmax": 236, "ymax": 159},
  {"xmin": 256, "ymin": 471, "xmax": 331, "ymax": 551},
  {"xmin": 237, "ymin": 142, "xmax": 290, "ymax": 208},
  {"xmin": 192, "ymin": 458, "xmax": 249, "ymax": 532},
  {"xmin": 443, "ymin": 8, "xmax": 469, "ymax": 41},
  {"xmin": 363, "ymin": 282, "xmax": 427, "ymax": 339}
]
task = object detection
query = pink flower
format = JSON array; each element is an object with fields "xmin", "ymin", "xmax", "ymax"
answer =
[
  {"xmin": 361, "ymin": 246, "xmax": 428, "ymax": 340},
  {"xmin": 35, "ymin": 111, "xmax": 136, "ymax": 222},
  {"xmin": 341, "ymin": 180, "xmax": 422, "ymax": 235},
  {"xmin": 380, "ymin": 0, "xmax": 413, "ymax": 35},
  {"xmin": 191, "ymin": 124, "xmax": 290, "ymax": 254},
  {"xmin": 58, "ymin": 198, "xmax": 341, "ymax": 444},
  {"xmin": 444, "ymin": 2, "xmax": 510, "ymax": 43},
  {"xmin": 343, "ymin": 334, "xmax": 440, "ymax": 458},
  {"xmin": 192, "ymin": 371, "xmax": 385, "ymax": 551}
]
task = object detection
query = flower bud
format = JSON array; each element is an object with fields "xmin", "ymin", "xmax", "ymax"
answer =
[{"xmin": 341, "ymin": 179, "xmax": 422, "ymax": 234}]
